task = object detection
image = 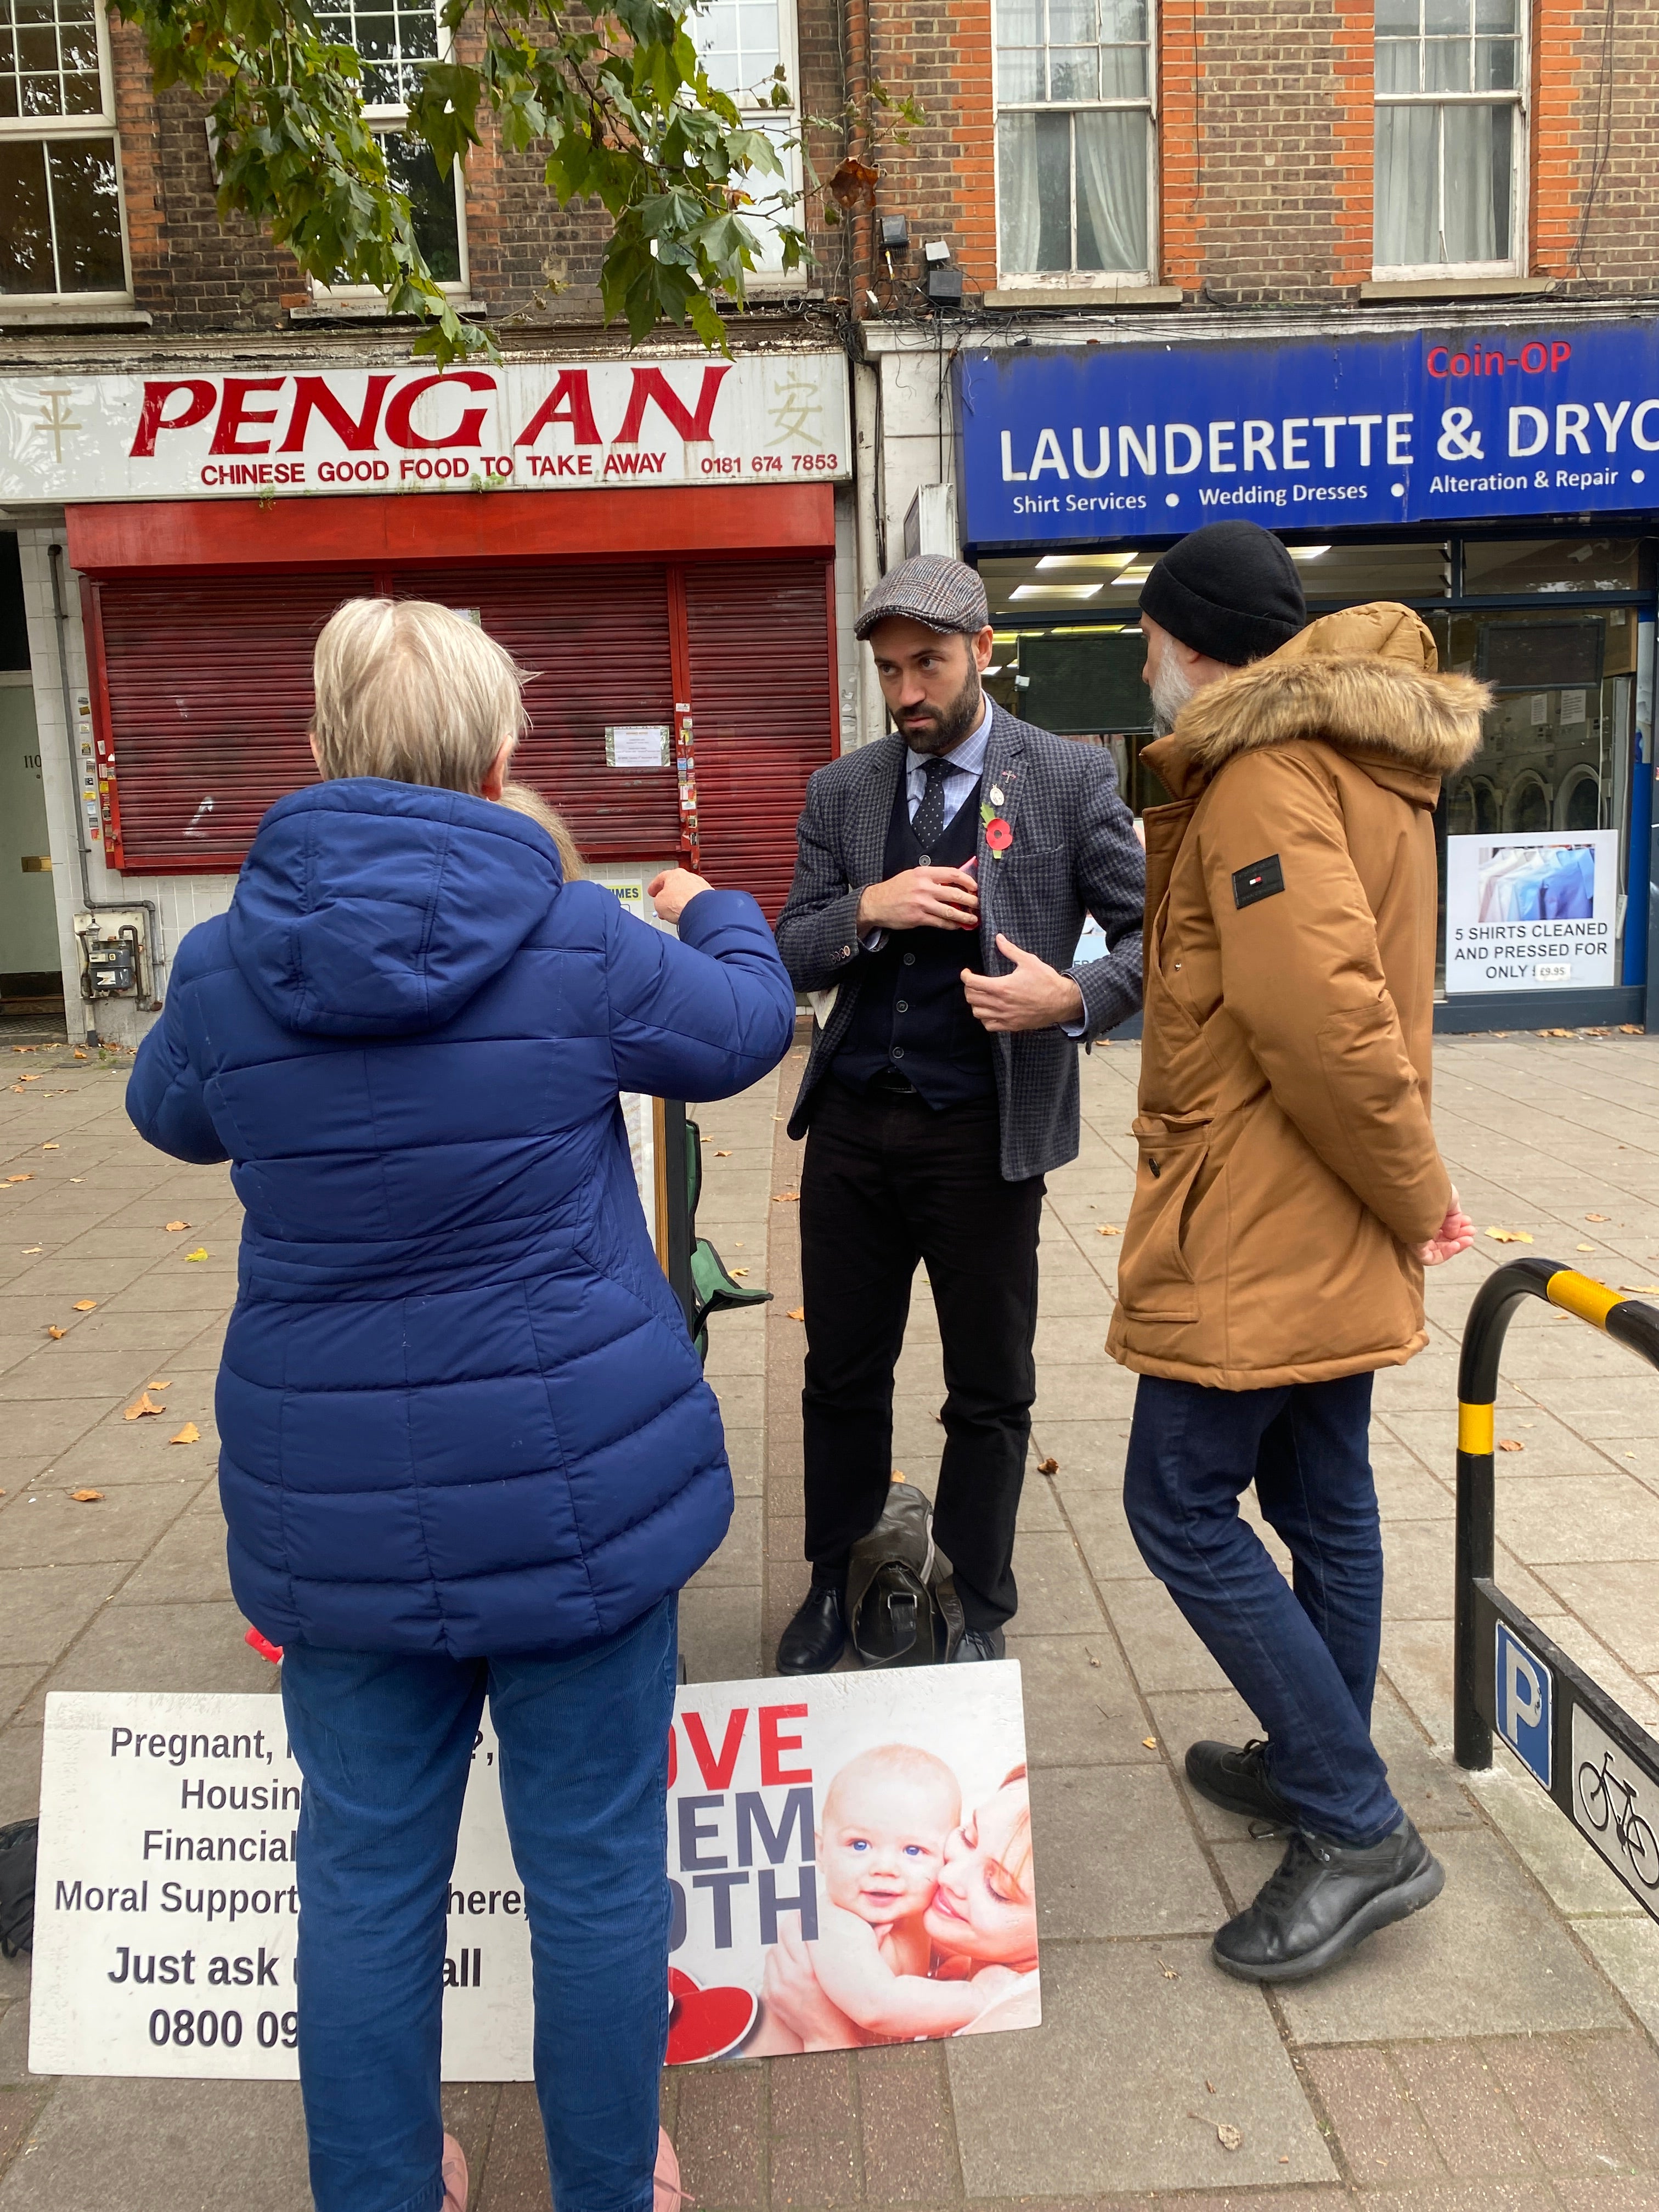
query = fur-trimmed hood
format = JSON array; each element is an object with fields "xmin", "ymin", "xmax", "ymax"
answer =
[{"xmin": 1156, "ymin": 601, "xmax": 1487, "ymax": 802}]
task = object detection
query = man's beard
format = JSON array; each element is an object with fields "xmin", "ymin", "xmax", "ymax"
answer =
[
  {"xmin": 1148, "ymin": 653, "xmax": 1197, "ymax": 738},
  {"xmin": 898, "ymin": 665, "xmax": 983, "ymax": 755}
]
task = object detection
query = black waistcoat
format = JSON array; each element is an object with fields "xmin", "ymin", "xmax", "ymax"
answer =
[{"xmin": 831, "ymin": 767, "xmax": 996, "ymax": 1108}]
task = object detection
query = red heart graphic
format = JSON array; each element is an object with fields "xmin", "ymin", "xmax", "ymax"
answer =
[{"xmin": 666, "ymin": 1965, "xmax": 759, "ymax": 2065}]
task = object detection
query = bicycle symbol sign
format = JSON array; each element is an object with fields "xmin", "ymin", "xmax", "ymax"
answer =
[{"xmin": 1572, "ymin": 1704, "xmax": 1659, "ymax": 1920}]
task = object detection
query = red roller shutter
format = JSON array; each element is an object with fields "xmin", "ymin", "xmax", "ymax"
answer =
[
  {"xmin": 682, "ymin": 559, "xmax": 834, "ymax": 917},
  {"xmin": 392, "ymin": 562, "xmax": 679, "ymax": 862},
  {"xmin": 92, "ymin": 572, "xmax": 373, "ymax": 871}
]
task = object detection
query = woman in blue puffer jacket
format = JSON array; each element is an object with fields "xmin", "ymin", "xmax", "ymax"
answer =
[{"xmin": 127, "ymin": 598, "xmax": 797, "ymax": 2212}]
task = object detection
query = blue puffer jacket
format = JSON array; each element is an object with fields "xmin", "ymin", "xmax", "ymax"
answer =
[{"xmin": 127, "ymin": 780, "xmax": 797, "ymax": 1659}]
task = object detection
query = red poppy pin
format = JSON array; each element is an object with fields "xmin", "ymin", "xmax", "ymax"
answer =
[{"xmin": 984, "ymin": 815, "xmax": 1013, "ymax": 855}]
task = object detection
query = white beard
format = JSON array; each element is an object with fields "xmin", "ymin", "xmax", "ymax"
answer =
[{"xmin": 1148, "ymin": 654, "xmax": 1197, "ymax": 738}]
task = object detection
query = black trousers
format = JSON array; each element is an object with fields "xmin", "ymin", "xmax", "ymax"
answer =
[{"xmin": 798, "ymin": 1080, "xmax": 1045, "ymax": 1630}]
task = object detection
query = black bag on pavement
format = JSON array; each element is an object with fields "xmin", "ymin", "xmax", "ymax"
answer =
[
  {"xmin": 847, "ymin": 1479, "xmax": 964, "ymax": 1667},
  {"xmin": 0, "ymin": 1818, "xmax": 37, "ymax": 1959}
]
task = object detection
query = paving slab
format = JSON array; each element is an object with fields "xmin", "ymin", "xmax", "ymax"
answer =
[
  {"xmin": 1030, "ymin": 1764, "xmax": 1224, "ymax": 1938},
  {"xmin": 1272, "ymin": 1827, "xmax": 1628, "ymax": 2044},
  {"xmin": 944, "ymin": 1940, "xmax": 1337, "ymax": 2196}
]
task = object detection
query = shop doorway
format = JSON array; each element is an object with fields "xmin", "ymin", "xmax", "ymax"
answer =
[{"xmin": 0, "ymin": 537, "xmax": 64, "ymax": 1039}]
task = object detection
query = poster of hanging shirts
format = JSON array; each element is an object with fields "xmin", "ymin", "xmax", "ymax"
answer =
[{"xmin": 1444, "ymin": 830, "xmax": 1619, "ymax": 992}]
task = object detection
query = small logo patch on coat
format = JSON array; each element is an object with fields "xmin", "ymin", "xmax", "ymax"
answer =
[{"xmin": 1232, "ymin": 854, "xmax": 1285, "ymax": 910}]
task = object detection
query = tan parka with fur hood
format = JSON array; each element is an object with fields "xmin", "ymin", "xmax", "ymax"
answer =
[{"xmin": 1106, "ymin": 602, "xmax": 1486, "ymax": 1389}]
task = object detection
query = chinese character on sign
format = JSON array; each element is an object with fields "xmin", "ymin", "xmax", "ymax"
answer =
[
  {"xmin": 767, "ymin": 369, "xmax": 822, "ymax": 447},
  {"xmin": 33, "ymin": 391, "xmax": 82, "ymax": 465}
]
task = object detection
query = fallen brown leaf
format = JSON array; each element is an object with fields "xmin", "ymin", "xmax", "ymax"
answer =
[
  {"xmin": 787, "ymin": 1306, "xmax": 805, "ymax": 1321},
  {"xmin": 21, "ymin": 1245, "xmax": 41, "ymax": 1254},
  {"xmin": 1577, "ymin": 1243, "xmax": 1596, "ymax": 1252},
  {"xmin": 4, "ymin": 1173, "xmax": 33, "ymax": 1184},
  {"xmin": 1620, "ymin": 1024, "xmax": 1643, "ymax": 1035},
  {"xmin": 15, "ymin": 1073, "xmax": 41, "ymax": 1084},
  {"xmin": 1096, "ymin": 1224, "xmax": 1120, "ymax": 1236},
  {"xmin": 123, "ymin": 1392, "xmax": 165, "ymax": 1421},
  {"xmin": 771, "ymin": 1190, "xmax": 800, "ymax": 1204},
  {"xmin": 1085, "ymin": 1651, "xmax": 1101, "ymax": 1668},
  {"xmin": 1217, "ymin": 2124, "xmax": 1243, "ymax": 2153},
  {"xmin": 165, "ymin": 1220, "xmax": 190, "ymax": 1233},
  {"xmin": 184, "ymin": 1248, "xmax": 208, "ymax": 1262},
  {"xmin": 714, "ymin": 1150, "xmax": 731, "ymax": 1158},
  {"xmin": 73, "ymin": 1047, "xmax": 87, "ymax": 1058},
  {"xmin": 1486, "ymin": 1228, "xmax": 1533, "ymax": 1244},
  {"xmin": 41, "ymin": 1142, "xmax": 58, "ymax": 1151},
  {"xmin": 1143, "ymin": 1736, "xmax": 1159, "ymax": 1750},
  {"xmin": 730, "ymin": 1267, "xmax": 751, "ymax": 1278},
  {"xmin": 1037, "ymin": 1455, "xmax": 1058, "ymax": 1475},
  {"xmin": 1618, "ymin": 1284, "xmax": 1659, "ymax": 1295},
  {"xmin": 1537, "ymin": 1028, "xmax": 1573, "ymax": 1038},
  {"xmin": 148, "ymin": 1379, "xmax": 172, "ymax": 1390},
  {"xmin": 72, "ymin": 1299, "xmax": 97, "ymax": 1312},
  {"xmin": 170, "ymin": 1423, "xmax": 200, "ymax": 1445},
  {"xmin": 1497, "ymin": 1438, "xmax": 1524, "ymax": 1452},
  {"xmin": 1158, "ymin": 1958, "xmax": 1179, "ymax": 1980},
  {"xmin": 70, "ymin": 1488, "xmax": 104, "ymax": 1503},
  {"xmin": 46, "ymin": 1324, "xmax": 66, "ymax": 1339},
  {"xmin": 1586, "ymin": 1212, "xmax": 1609, "ymax": 1222}
]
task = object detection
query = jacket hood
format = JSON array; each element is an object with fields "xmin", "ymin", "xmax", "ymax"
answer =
[
  {"xmin": 1153, "ymin": 602, "xmax": 1488, "ymax": 803},
  {"xmin": 226, "ymin": 780, "xmax": 562, "ymax": 1038}
]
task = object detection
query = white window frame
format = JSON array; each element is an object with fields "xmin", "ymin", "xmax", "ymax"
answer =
[
  {"xmin": 692, "ymin": 0, "xmax": 805, "ymax": 289},
  {"xmin": 992, "ymin": 0, "xmax": 1158, "ymax": 289},
  {"xmin": 1372, "ymin": 0, "xmax": 1527, "ymax": 281},
  {"xmin": 0, "ymin": 0, "xmax": 132, "ymax": 304},
  {"xmin": 309, "ymin": 0, "xmax": 469, "ymax": 302}
]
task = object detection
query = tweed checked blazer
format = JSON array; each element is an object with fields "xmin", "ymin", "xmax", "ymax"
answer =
[{"xmin": 776, "ymin": 703, "xmax": 1146, "ymax": 1182}]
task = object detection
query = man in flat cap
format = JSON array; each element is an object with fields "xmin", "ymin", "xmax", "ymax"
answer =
[{"xmin": 772, "ymin": 553, "xmax": 1145, "ymax": 1672}]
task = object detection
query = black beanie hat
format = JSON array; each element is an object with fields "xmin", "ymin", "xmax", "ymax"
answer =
[{"xmin": 1138, "ymin": 521, "xmax": 1306, "ymax": 667}]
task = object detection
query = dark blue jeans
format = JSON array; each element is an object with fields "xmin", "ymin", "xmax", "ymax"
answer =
[
  {"xmin": 281, "ymin": 1597, "xmax": 677, "ymax": 2212},
  {"xmin": 1124, "ymin": 1374, "xmax": 1400, "ymax": 1847}
]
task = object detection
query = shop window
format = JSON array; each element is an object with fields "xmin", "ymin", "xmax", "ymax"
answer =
[
  {"xmin": 0, "ymin": 0, "xmax": 128, "ymax": 301},
  {"xmin": 1374, "ymin": 0, "xmax": 1525, "ymax": 277},
  {"xmin": 994, "ymin": 0, "xmax": 1154, "ymax": 284},
  {"xmin": 692, "ymin": 0, "xmax": 802, "ymax": 284},
  {"xmin": 1296, "ymin": 540, "xmax": 1452, "ymax": 605},
  {"xmin": 1461, "ymin": 537, "xmax": 1641, "ymax": 595},
  {"xmin": 311, "ymin": 0, "xmax": 465, "ymax": 295}
]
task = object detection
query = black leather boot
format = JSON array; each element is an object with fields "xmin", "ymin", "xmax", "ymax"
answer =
[
  {"xmin": 1185, "ymin": 1739, "xmax": 1299, "ymax": 1831},
  {"xmin": 1212, "ymin": 1816, "xmax": 1444, "ymax": 1983},
  {"xmin": 776, "ymin": 1583, "xmax": 847, "ymax": 1674}
]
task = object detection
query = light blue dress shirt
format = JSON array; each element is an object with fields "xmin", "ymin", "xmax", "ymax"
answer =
[{"xmin": 902, "ymin": 697, "xmax": 994, "ymax": 840}]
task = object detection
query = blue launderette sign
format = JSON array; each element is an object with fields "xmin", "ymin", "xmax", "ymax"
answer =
[{"xmin": 955, "ymin": 322, "xmax": 1659, "ymax": 545}]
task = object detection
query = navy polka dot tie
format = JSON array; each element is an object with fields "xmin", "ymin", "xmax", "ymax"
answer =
[{"xmin": 912, "ymin": 757, "xmax": 951, "ymax": 857}]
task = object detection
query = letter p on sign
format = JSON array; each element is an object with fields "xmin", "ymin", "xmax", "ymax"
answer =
[{"xmin": 1496, "ymin": 1622, "xmax": 1553, "ymax": 1788}]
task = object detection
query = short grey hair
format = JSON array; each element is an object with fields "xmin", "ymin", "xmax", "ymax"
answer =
[{"xmin": 311, "ymin": 597, "xmax": 531, "ymax": 792}]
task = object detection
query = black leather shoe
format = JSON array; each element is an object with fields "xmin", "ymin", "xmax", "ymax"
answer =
[
  {"xmin": 776, "ymin": 1584, "xmax": 847, "ymax": 1675},
  {"xmin": 951, "ymin": 1626, "xmax": 1007, "ymax": 1662},
  {"xmin": 1212, "ymin": 1817, "xmax": 1444, "ymax": 1984},
  {"xmin": 1185, "ymin": 1739, "xmax": 1299, "ymax": 1831}
]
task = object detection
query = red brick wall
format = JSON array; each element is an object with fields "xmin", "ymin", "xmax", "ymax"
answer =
[
  {"xmin": 103, "ymin": 4, "xmax": 845, "ymax": 334},
  {"xmin": 1533, "ymin": 0, "xmax": 1659, "ymax": 294}
]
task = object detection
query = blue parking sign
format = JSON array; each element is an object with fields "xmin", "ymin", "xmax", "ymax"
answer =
[{"xmin": 1496, "ymin": 1623, "xmax": 1554, "ymax": 1788}]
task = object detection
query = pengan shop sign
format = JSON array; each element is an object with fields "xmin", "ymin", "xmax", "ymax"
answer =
[{"xmin": 0, "ymin": 353, "xmax": 849, "ymax": 503}]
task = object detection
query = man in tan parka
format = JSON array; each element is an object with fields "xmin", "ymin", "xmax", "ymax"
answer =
[{"xmin": 1111, "ymin": 522, "xmax": 1478, "ymax": 1986}]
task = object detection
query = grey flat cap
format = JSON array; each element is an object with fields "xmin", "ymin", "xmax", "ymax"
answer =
[{"xmin": 855, "ymin": 555, "xmax": 990, "ymax": 641}]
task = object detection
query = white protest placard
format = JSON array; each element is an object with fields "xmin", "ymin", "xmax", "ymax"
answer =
[
  {"xmin": 1444, "ymin": 828, "xmax": 1619, "ymax": 994},
  {"xmin": 31, "ymin": 1664, "xmax": 1037, "ymax": 2078}
]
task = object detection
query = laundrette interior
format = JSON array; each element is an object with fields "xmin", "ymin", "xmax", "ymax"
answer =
[{"xmin": 975, "ymin": 532, "xmax": 1657, "ymax": 992}]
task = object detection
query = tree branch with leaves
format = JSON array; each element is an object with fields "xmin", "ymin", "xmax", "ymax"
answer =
[{"xmin": 113, "ymin": 0, "xmax": 809, "ymax": 362}]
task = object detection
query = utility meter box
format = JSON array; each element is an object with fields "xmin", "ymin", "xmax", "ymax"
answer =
[{"xmin": 73, "ymin": 911, "xmax": 149, "ymax": 1003}]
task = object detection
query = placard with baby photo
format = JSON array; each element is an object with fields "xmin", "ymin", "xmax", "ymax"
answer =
[{"xmin": 667, "ymin": 1660, "xmax": 1038, "ymax": 2061}]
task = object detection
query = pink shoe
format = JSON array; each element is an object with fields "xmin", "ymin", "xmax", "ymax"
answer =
[
  {"xmin": 655, "ymin": 2126, "xmax": 688, "ymax": 2212},
  {"xmin": 442, "ymin": 2131, "xmax": 469, "ymax": 2212}
]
